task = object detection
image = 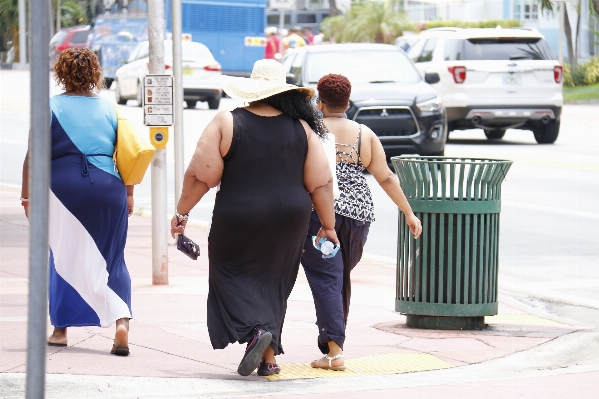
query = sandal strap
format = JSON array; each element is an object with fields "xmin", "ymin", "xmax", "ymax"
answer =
[{"xmin": 324, "ymin": 353, "xmax": 344, "ymax": 367}]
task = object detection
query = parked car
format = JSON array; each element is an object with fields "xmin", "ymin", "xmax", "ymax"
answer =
[
  {"xmin": 113, "ymin": 40, "xmax": 222, "ymax": 109},
  {"xmin": 49, "ymin": 25, "xmax": 92, "ymax": 67},
  {"xmin": 407, "ymin": 27, "xmax": 563, "ymax": 143},
  {"xmin": 282, "ymin": 43, "xmax": 447, "ymax": 157}
]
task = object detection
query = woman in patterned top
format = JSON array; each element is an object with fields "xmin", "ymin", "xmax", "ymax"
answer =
[{"xmin": 301, "ymin": 74, "xmax": 422, "ymax": 370}]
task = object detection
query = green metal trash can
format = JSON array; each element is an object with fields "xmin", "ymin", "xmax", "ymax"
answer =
[{"xmin": 391, "ymin": 156, "xmax": 513, "ymax": 330}]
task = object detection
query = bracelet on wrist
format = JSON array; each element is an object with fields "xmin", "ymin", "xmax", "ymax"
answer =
[
  {"xmin": 175, "ymin": 210, "xmax": 189, "ymax": 221},
  {"xmin": 20, "ymin": 197, "xmax": 29, "ymax": 203}
]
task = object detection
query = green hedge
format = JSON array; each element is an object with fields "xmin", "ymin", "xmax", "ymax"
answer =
[
  {"xmin": 423, "ymin": 20, "xmax": 521, "ymax": 29},
  {"xmin": 563, "ymin": 57, "xmax": 599, "ymax": 87}
]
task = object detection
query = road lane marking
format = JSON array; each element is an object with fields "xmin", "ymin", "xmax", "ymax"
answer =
[
  {"xmin": 0, "ymin": 138, "xmax": 27, "ymax": 145},
  {"xmin": 503, "ymin": 200, "xmax": 599, "ymax": 220}
]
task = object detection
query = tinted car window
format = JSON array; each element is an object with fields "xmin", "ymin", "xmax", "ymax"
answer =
[
  {"xmin": 72, "ymin": 30, "xmax": 90, "ymax": 43},
  {"xmin": 444, "ymin": 38, "xmax": 556, "ymax": 61},
  {"xmin": 419, "ymin": 39, "xmax": 437, "ymax": 62},
  {"xmin": 306, "ymin": 50, "xmax": 421, "ymax": 84},
  {"xmin": 406, "ymin": 39, "xmax": 426, "ymax": 62}
]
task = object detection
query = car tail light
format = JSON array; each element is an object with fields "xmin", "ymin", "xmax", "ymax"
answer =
[
  {"xmin": 204, "ymin": 64, "xmax": 221, "ymax": 72},
  {"xmin": 554, "ymin": 66, "xmax": 563, "ymax": 83},
  {"xmin": 56, "ymin": 44, "xmax": 70, "ymax": 52},
  {"xmin": 448, "ymin": 66, "xmax": 466, "ymax": 84},
  {"xmin": 146, "ymin": 63, "xmax": 171, "ymax": 70}
]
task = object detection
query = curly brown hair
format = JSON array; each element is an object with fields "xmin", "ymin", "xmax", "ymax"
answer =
[
  {"xmin": 317, "ymin": 74, "xmax": 351, "ymax": 110},
  {"xmin": 53, "ymin": 48, "xmax": 104, "ymax": 93}
]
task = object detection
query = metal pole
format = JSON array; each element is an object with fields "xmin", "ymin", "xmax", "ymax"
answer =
[
  {"xmin": 580, "ymin": 0, "xmax": 590, "ymax": 59},
  {"xmin": 148, "ymin": 0, "xmax": 169, "ymax": 285},
  {"xmin": 172, "ymin": 0, "xmax": 184, "ymax": 203},
  {"xmin": 559, "ymin": 2, "xmax": 565, "ymax": 65},
  {"xmin": 25, "ymin": 0, "xmax": 51, "ymax": 397},
  {"xmin": 18, "ymin": 0, "xmax": 26, "ymax": 65},
  {"xmin": 56, "ymin": 0, "xmax": 61, "ymax": 32},
  {"xmin": 279, "ymin": 9, "xmax": 285, "ymax": 55}
]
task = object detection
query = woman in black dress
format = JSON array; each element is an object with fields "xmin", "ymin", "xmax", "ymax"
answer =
[{"xmin": 170, "ymin": 60, "xmax": 338, "ymax": 377}]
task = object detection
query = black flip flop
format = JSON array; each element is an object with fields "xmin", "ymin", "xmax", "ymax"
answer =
[
  {"xmin": 47, "ymin": 342, "xmax": 67, "ymax": 347},
  {"xmin": 237, "ymin": 329, "xmax": 272, "ymax": 376},
  {"xmin": 111, "ymin": 345, "xmax": 130, "ymax": 356}
]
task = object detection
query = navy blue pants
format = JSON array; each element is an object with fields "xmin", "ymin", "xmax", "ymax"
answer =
[{"xmin": 301, "ymin": 211, "xmax": 370, "ymax": 354}]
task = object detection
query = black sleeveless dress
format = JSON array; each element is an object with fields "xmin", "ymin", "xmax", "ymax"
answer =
[{"xmin": 207, "ymin": 108, "xmax": 312, "ymax": 355}]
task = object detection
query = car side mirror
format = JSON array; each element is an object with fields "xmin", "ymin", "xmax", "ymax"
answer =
[
  {"xmin": 286, "ymin": 73, "xmax": 296, "ymax": 85},
  {"xmin": 424, "ymin": 72, "xmax": 440, "ymax": 84}
]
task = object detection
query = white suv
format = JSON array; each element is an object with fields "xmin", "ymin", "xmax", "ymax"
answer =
[{"xmin": 407, "ymin": 28, "xmax": 563, "ymax": 143}]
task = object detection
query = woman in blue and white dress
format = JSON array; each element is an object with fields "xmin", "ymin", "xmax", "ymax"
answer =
[{"xmin": 21, "ymin": 48, "xmax": 133, "ymax": 356}]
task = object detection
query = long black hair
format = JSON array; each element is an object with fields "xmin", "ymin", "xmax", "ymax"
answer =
[{"xmin": 259, "ymin": 90, "xmax": 326, "ymax": 138}]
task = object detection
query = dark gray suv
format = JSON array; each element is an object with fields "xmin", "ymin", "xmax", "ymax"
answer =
[{"xmin": 282, "ymin": 43, "xmax": 447, "ymax": 156}]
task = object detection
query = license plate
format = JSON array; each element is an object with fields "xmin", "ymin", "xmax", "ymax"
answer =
[
  {"xmin": 183, "ymin": 68, "xmax": 194, "ymax": 76},
  {"xmin": 503, "ymin": 74, "xmax": 521, "ymax": 85}
]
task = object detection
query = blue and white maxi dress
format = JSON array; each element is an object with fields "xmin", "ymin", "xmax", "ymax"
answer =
[{"xmin": 48, "ymin": 94, "xmax": 132, "ymax": 328}]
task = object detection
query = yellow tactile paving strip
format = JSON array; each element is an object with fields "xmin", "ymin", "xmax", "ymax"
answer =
[
  {"xmin": 486, "ymin": 313, "xmax": 567, "ymax": 327},
  {"xmin": 266, "ymin": 353, "xmax": 453, "ymax": 381}
]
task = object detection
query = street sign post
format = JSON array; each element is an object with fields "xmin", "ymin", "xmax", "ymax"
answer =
[
  {"xmin": 148, "ymin": 0, "xmax": 169, "ymax": 286},
  {"xmin": 143, "ymin": 74, "xmax": 174, "ymax": 126}
]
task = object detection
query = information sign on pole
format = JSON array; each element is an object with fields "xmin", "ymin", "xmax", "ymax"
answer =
[{"xmin": 143, "ymin": 74, "xmax": 174, "ymax": 126}]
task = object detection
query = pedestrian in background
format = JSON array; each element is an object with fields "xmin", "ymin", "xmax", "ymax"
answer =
[
  {"xmin": 264, "ymin": 27, "xmax": 280, "ymax": 60},
  {"xmin": 21, "ymin": 48, "xmax": 133, "ymax": 356},
  {"xmin": 303, "ymin": 27, "xmax": 314, "ymax": 45},
  {"xmin": 170, "ymin": 59, "xmax": 338, "ymax": 377},
  {"xmin": 282, "ymin": 26, "xmax": 307, "ymax": 54},
  {"xmin": 301, "ymin": 74, "xmax": 422, "ymax": 370}
]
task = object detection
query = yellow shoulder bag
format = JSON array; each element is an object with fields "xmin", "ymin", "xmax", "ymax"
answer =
[{"xmin": 112, "ymin": 103, "xmax": 156, "ymax": 185}]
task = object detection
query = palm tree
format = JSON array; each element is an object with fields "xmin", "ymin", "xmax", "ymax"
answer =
[
  {"xmin": 321, "ymin": 1, "xmax": 414, "ymax": 44},
  {"xmin": 0, "ymin": 0, "xmax": 20, "ymax": 61}
]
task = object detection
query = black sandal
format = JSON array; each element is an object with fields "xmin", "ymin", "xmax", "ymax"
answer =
[
  {"xmin": 257, "ymin": 361, "xmax": 281, "ymax": 376},
  {"xmin": 111, "ymin": 345, "xmax": 130, "ymax": 356},
  {"xmin": 237, "ymin": 328, "xmax": 272, "ymax": 376}
]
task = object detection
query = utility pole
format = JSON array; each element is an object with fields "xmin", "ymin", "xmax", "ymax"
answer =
[
  {"xmin": 57, "ymin": 0, "xmax": 62, "ymax": 32},
  {"xmin": 172, "ymin": 0, "xmax": 184, "ymax": 203},
  {"xmin": 147, "ymin": 0, "xmax": 169, "ymax": 285},
  {"xmin": 559, "ymin": 2, "xmax": 565, "ymax": 65},
  {"xmin": 580, "ymin": 0, "xmax": 590, "ymax": 59},
  {"xmin": 18, "ymin": 0, "xmax": 26, "ymax": 66},
  {"xmin": 25, "ymin": 0, "xmax": 51, "ymax": 397}
]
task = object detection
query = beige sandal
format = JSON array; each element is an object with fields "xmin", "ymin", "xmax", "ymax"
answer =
[{"xmin": 311, "ymin": 353, "xmax": 346, "ymax": 371}]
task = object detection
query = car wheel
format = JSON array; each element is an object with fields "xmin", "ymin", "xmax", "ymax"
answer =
[
  {"xmin": 484, "ymin": 129, "xmax": 506, "ymax": 140},
  {"xmin": 186, "ymin": 100, "xmax": 198, "ymax": 109},
  {"xmin": 104, "ymin": 78, "xmax": 113, "ymax": 90},
  {"xmin": 533, "ymin": 121, "xmax": 560, "ymax": 144},
  {"xmin": 136, "ymin": 81, "xmax": 143, "ymax": 107},
  {"xmin": 207, "ymin": 97, "xmax": 220, "ymax": 110},
  {"xmin": 114, "ymin": 81, "xmax": 127, "ymax": 105}
]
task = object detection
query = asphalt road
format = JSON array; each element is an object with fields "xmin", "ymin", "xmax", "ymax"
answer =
[{"xmin": 1, "ymin": 70, "xmax": 598, "ymax": 324}]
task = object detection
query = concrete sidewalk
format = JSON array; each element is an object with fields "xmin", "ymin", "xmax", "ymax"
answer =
[{"xmin": 1, "ymin": 186, "xmax": 597, "ymax": 398}]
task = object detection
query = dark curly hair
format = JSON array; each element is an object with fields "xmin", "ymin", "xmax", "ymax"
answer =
[
  {"xmin": 317, "ymin": 74, "xmax": 351, "ymax": 110},
  {"xmin": 258, "ymin": 90, "xmax": 326, "ymax": 137},
  {"xmin": 53, "ymin": 48, "xmax": 104, "ymax": 93}
]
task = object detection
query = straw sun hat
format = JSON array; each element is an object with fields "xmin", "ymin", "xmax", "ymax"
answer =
[{"xmin": 220, "ymin": 59, "xmax": 314, "ymax": 102}]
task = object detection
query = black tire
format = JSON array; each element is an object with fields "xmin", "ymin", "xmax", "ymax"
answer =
[
  {"xmin": 114, "ymin": 81, "xmax": 127, "ymax": 105},
  {"xmin": 207, "ymin": 97, "xmax": 220, "ymax": 110},
  {"xmin": 136, "ymin": 81, "xmax": 143, "ymax": 107},
  {"xmin": 186, "ymin": 100, "xmax": 198, "ymax": 109},
  {"xmin": 104, "ymin": 78, "xmax": 113, "ymax": 90},
  {"xmin": 534, "ymin": 121, "xmax": 560, "ymax": 144},
  {"xmin": 484, "ymin": 129, "xmax": 506, "ymax": 140}
]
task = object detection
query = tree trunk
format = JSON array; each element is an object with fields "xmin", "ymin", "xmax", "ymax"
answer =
[
  {"xmin": 328, "ymin": 0, "xmax": 341, "ymax": 16},
  {"xmin": 9, "ymin": 25, "xmax": 19, "ymax": 63},
  {"xmin": 564, "ymin": 6, "xmax": 576, "ymax": 67}
]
